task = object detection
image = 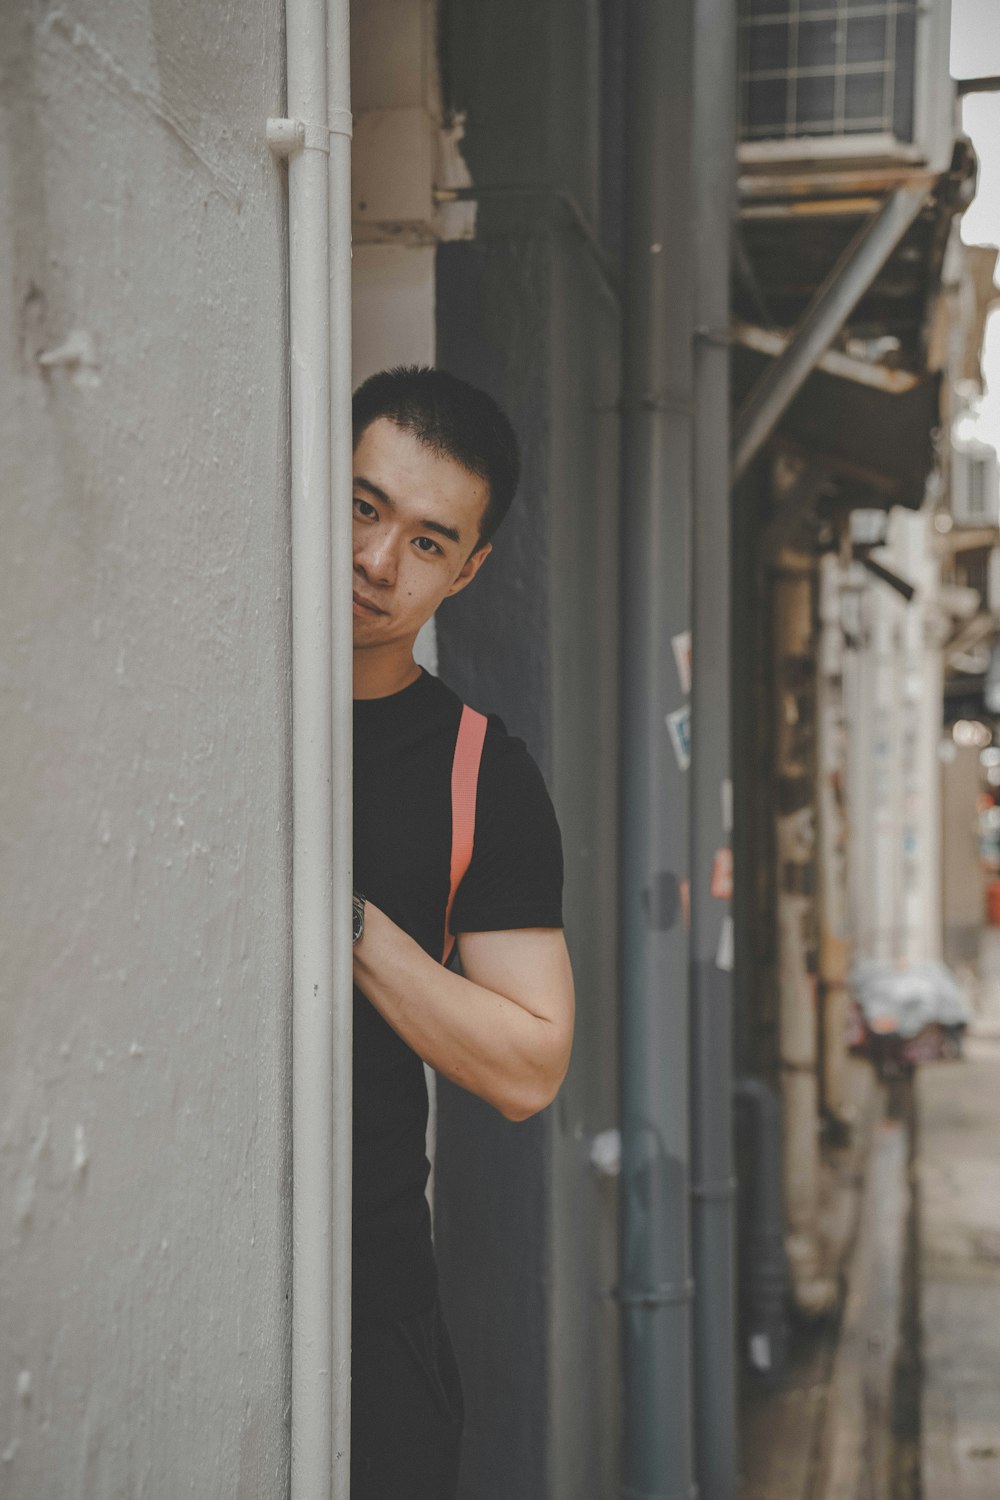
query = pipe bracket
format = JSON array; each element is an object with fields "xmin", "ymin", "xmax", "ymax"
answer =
[
  {"xmin": 266, "ymin": 116, "xmax": 306, "ymax": 156},
  {"xmin": 694, "ymin": 324, "xmax": 731, "ymax": 347},
  {"xmin": 619, "ymin": 391, "xmax": 694, "ymax": 417},
  {"xmin": 691, "ymin": 1176, "xmax": 737, "ymax": 1202},
  {"xmin": 267, "ymin": 113, "xmax": 353, "ymax": 158},
  {"xmin": 622, "ymin": 1488, "xmax": 698, "ymax": 1500},
  {"xmin": 614, "ymin": 1277, "xmax": 695, "ymax": 1309}
]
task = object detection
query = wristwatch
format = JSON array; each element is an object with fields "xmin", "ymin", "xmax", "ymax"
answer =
[{"xmin": 352, "ymin": 891, "xmax": 366, "ymax": 945}]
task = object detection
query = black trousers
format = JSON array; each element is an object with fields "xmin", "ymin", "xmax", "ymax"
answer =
[{"xmin": 351, "ymin": 1300, "xmax": 464, "ymax": 1499}]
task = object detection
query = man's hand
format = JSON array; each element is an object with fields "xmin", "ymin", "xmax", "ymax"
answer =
[{"xmin": 353, "ymin": 903, "xmax": 575, "ymax": 1121}]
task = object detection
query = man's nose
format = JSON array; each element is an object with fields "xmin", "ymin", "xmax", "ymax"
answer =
[{"xmin": 354, "ymin": 529, "xmax": 398, "ymax": 586}]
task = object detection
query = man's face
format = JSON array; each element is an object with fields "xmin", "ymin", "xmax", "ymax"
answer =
[{"xmin": 352, "ymin": 417, "xmax": 492, "ymax": 652}]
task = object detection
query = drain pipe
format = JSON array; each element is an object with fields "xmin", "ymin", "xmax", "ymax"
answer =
[
  {"xmin": 326, "ymin": 2, "xmax": 354, "ymax": 1493},
  {"xmin": 619, "ymin": 2, "xmax": 695, "ymax": 1496},
  {"xmin": 267, "ymin": 0, "xmax": 353, "ymax": 1491},
  {"xmin": 689, "ymin": 0, "xmax": 738, "ymax": 1484}
]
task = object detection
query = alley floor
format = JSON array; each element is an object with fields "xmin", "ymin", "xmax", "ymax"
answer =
[
  {"xmin": 741, "ymin": 927, "xmax": 1000, "ymax": 1500},
  {"xmin": 919, "ymin": 927, "xmax": 1000, "ymax": 1498}
]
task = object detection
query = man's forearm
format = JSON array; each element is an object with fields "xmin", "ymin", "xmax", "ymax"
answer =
[{"xmin": 353, "ymin": 901, "xmax": 571, "ymax": 1121}]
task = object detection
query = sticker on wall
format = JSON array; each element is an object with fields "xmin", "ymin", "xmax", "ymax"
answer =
[
  {"xmin": 710, "ymin": 847, "xmax": 733, "ymax": 901},
  {"xmin": 715, "ymin": 914, "xmax": 734, "ymax": 972},
  {"xmin": 666, "ymin": 705, "xmax": 691, "ymax": 771},
  {"xmin": 721, "ymin": 778, "xmax": 733, "ymax": 835},
  {"xmin": 672, "ymin": 630, "xmax": 692, "ymax": 695}
]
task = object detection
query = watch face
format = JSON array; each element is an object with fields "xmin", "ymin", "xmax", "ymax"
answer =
[{"xmin": 352, "ymin": 895, "xmax": 365, "ymax": 943}]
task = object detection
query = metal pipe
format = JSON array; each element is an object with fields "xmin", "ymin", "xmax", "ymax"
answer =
[
  {"xmin": 326, "ymin": 0, "xmax": 354, "ymax": 1491},
  {"xmin": 619, "ymin": 2, "xmax": 695, "ymax": 1495},
  {"xmin": 732, "ymin": 182, "xmax": 930, "ymax": 479},
  {"xmin": 689, "ymin": 0, "xmax": 738, "ymax": 1483},
  {"xmin": 270, "ymin": 0, "xmax": 353, "ymax": 1490}
]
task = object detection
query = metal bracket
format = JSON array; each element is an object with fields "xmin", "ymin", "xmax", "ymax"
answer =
[
  {"xmin": 691, "ymin": 1176, "xmax": 737, "ymax": 1202},
  {"xmin": 267, "ymin": 110, "xmax": 353, "ymax": 158},
  {"xmin": 612, "ymin": 1277, "xmax": 696, "ymax": 1309},
  {"xmin": 266, "ymin": 117, "xmax": 305, "ymax": 156}
]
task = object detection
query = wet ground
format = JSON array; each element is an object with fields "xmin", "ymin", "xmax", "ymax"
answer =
[
  {"xmin": 741, "ymin": 927, "xmax": 1000, "ymax": 1500},
  {"xmin": 918, "ymin": 926, "xmax": 1000, "ymax": 1498}
]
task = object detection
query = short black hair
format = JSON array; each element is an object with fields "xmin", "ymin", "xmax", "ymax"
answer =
[{"xmin": 352, "ymin": 366, "xmax": 521, "ymax": 547}]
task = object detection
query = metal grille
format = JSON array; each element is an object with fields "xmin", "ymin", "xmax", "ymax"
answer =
[{"xmin": 738, "ymin": 0, "xmax": 917, "ymax": 144}]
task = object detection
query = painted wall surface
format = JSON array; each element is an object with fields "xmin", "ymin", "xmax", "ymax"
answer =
[
  {"xmin": 0, "ymin": 3, "xmax": 291, "ymax": 1493},
  {"xmin": 434, "ymin": 2, "xmax": 622, "ymax": 1496}
]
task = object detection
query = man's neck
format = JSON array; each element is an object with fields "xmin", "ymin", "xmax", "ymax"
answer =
[{"xmin": 353, "ymin": 647, "xmax": 422, "ymax": 701}]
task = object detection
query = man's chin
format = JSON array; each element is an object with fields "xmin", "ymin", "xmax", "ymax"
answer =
[{"xmin": 352, "ymin": 614, "xmax": 385, "ymax": 638}]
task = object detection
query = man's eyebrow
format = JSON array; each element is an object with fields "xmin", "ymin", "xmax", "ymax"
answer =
[
  {"xmin": 353, "ymin": 476, "xmax": 393, "ymax": 507},
  {"xmin": 353, "ymin": 476, "xmax": 462, "ymax": 546},
  {"xmin": 419, "ymin": 517, "xmax": 462, "ymax": 545}
]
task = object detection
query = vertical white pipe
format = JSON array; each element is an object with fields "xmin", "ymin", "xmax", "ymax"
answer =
[
  {"xmin": 279, "ymin": 0, "xmax": 352, "ymax": 1491},
  {"xmin": 327, "ymin": 0, "xmax": 354, "ymax": 1493}
]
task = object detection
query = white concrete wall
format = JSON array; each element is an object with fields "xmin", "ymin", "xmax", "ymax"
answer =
[{"xmin": 0, "ymin": 3, "xmax": 291, "ymax": 1493}]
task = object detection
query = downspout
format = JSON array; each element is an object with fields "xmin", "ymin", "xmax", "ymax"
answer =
[
  {"xmin": 327, "ymin": 0, "xmax": 354, "ymax": 1487},
  {"xmin": 619, "ymin": 3, "xmax": 695, "ymax": 1496},
  {"xmin": 689, "ymin": 0, "xmax": 738, "ymax": 1485},
  {"xmin": 267, "ymin": 0, "xmax": 353, "ymax": 1491}
]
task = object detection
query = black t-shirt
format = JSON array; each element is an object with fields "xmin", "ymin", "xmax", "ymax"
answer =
[{"xmin": 353, "ymin": 669, "xmax": 563, "ymax": 1328}]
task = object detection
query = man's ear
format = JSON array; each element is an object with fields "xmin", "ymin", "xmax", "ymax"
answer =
[{"xmin": 445, "ymin": 541, "xmax": 492, "ymax": 598}]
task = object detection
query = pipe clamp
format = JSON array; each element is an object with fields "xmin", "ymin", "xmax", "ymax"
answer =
[
  {"xmin": 266, "ymin": 117, "xmax": 306, "ymax": 155},
  {"xmin": 267, "ymin": 113, "xmax": 353, "ymax": 158},
  {"xmin": 615, "ymin": 1277, "xmax": 695, "ymax": 1308},
  {"xmin": 691, "ymin": 1175, "xmax": 737, "ymax": 1201}
]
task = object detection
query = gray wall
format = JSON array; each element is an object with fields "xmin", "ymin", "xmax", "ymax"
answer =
[
  {"xmin": 434, "ymin": 2, "xmax": 622, "ymax": 1495},
  {"xmin": 0, "ymin": 2, "xmax": 291, "ymax": 1492}
]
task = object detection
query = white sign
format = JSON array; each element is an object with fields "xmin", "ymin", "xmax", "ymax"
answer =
[
  {"xmin": 666, "ymin": 705, "xmax": 691, "ymax": 771},
  {"xmin": 671, "ymin": 630, "xmax": 692, "ymax": 695}
]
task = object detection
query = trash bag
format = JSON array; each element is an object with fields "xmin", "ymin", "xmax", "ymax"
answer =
[{"xmin": 848, "ymin": 959, "xmax": 970, "ymax": 1039}]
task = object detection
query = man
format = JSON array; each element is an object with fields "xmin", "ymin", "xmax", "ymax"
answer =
[{"xmin": 350, "ymin": 366, "xmax": 575, "ymax": 1497}]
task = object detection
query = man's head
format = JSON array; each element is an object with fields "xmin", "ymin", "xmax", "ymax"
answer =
[{"xmin": 352, "ymin": 366, "xmax": 521, "ymax": 550}]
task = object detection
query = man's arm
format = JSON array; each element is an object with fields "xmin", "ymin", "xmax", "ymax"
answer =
[{"xmin": 353, "ymin": 902, "xmax": 575, "ymax": 1121}]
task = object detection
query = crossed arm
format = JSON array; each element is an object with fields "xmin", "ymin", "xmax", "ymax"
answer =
[{"xmin": 353, "ymin": 901, "xmax": 575, "ymax": 1121}]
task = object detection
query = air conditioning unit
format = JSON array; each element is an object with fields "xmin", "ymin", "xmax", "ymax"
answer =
[
  {"xmin": 952, "ymin": 439, "xmax": 1000, "ymax": 529},
  {"xmin": 737, "ymin": 0, "xmax": 955, "ymax": 172}
]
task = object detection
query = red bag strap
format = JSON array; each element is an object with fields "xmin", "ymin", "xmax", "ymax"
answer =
[{"xmin": 442, "ymin": 704, "xmax": 488, "ymax": 964}]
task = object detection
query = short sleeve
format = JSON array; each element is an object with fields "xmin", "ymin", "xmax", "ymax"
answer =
[{"xmin": 448, "ymin": 722, "xmax": 564, "ymax": 935}]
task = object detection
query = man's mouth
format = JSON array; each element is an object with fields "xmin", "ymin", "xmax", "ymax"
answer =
[{"xmin": 353, "ymin": 590, "xmax": 387, "ymax": 618}]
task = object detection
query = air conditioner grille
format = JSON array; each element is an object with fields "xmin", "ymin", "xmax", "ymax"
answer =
[{"xmin": 738, "ymin": 0, "xmax": 917, "ymax": 144}]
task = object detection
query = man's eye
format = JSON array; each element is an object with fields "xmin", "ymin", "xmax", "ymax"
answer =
[
  {"xmin": 415, "ymin": 537, "xmax": 442, "ymax": 555},
  {"xmin": 354, "ymin": 498, "xmax": 377, "ymax": 519}
]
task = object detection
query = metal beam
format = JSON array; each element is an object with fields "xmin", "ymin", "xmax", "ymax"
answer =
[
  {"xmin": 734, "ymin": 321, "xmax": 921, "ymax": 394},
  {"xmin": 957, "ymin": 75, "xmax": 1000, "ymax": 95},
  {"xmin": 732, "ymin": 182, "xmax": 930, "ymax": 480}
]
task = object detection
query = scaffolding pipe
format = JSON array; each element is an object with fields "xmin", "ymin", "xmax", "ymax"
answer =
[
  {"xmin": 270, "ymin": 0, "xmax": 353, "ymax": 1490},
  {"xmin": 619, "ymin": 2, "xmax": 695, "ymax": 1496},
  {"xmin": 732, "ymin": 182, "xmax": 929, "ymax": 479},
  {"xmin": 689, "ymin": 0, "xmax": 738, "ymax": 1483}
]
